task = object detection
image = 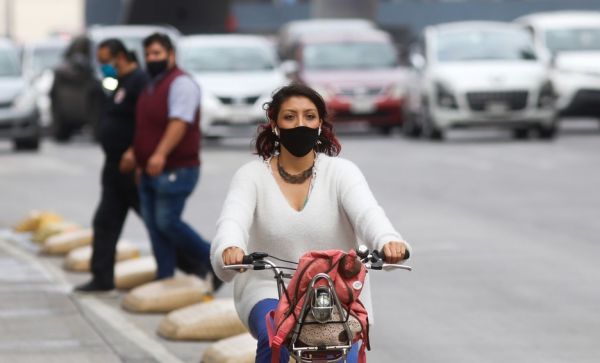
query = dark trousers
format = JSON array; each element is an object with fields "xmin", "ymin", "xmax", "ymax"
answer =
[
  {"xmin": 139, "ymin": 167, "xmax": 212, "ymax": 279},
  {"xmin": 91, "ymin": 160, "xmax": 139, "ymax": 288}
]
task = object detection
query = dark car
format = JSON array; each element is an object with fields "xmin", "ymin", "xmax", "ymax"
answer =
[{"xmin": 50, "ymin": 25, "xmax": 180, "ymax": 142}]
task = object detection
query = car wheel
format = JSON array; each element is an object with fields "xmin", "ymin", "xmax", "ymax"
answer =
[
  {"xmin": 512, "ymin": 128, "xmax": 530, "ymax": 140},
  {"xmin": 53, "ymin": 118, "xmax": 73, "ymax": 142},
  {"xmin": 402, "ymin": 113, "xmax": 422, "ymax": 138},
  {"xmin": 13, "ymin": 137, "xmax": 40, "ymax": 151},
  {"xmin": 423, "ymin": 107, "xmax": 444, "ymax": 141},
  {"xmin": 378, "ymin": 125, "xmax": 393, "ymax": 136},
  {"xmin": 538, "ymin": 123, "xmax": 557, "ymax": 140}
]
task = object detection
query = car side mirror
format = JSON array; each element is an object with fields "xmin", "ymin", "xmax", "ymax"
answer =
[
  {"xmin": 409, "ymin": 53, "xmax": 426, "ymax": 71},
  {"xmin": 280, "ymin": 60, "xmax": 299, "ymax": 77}
]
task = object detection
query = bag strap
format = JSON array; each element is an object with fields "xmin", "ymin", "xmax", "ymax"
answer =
[{"xmin": 265, "ymin": 310, "xmax": 284, "ymax": 363}]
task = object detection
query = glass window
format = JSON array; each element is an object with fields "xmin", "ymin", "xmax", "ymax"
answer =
[
  {"xmin": 0, "ymin": 48, "xmax": 20, "ymax": 77},
  {"xmin": 435, "ymin": 29, "xmax": 537, "ymax": 62},
  {"xmin": 303, "ymin": 42, "xmax": 397, "ymax": 70},
  {"xmin": 180, "ymin": 45, "xmax": 276, "ymax": 72},
  {"xmin": 545, "ymin": 28, "xmax": 600, "ymax": 52}
]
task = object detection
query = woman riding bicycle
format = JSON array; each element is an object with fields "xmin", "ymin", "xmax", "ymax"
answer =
[{"xmin": 210, "ymin": 84, "xmax": 411, "ymax": 362}]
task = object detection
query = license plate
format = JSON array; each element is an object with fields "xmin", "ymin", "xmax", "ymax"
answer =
[
  {"xmin": 485, "ymin": 101, "xmax": 509, "ymax": 114},
  {"xmin": 350, "ymin": 99, "xmax": 376, "ymax": 114}
]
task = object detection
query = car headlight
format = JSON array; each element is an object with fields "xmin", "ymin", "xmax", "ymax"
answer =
[
  {"xmin": 102, "ymin": 77, "xmax": 119, "ymax": 92},
  {"xmin": 435, "ymin": 82, "xmax": 458, "ymax": 109},
  {"xmin": 12, "ymin": 90, "xmax": 37, "ymax": 113},
  {"xmin": 537, "ymin": 80, "xmax": 555, "ymax": 108},
  {"xmin": 387, "ymin": 84, "xmax": 406, "ymax": 99}
]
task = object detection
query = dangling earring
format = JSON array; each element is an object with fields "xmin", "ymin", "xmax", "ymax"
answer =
[
  {"xmin": 272, "ymin": 127, "xmax": 280, "ymax": 151},
  {"xmin": 316, "ymin": 126, "xmax": 322, "ymax": 145}
]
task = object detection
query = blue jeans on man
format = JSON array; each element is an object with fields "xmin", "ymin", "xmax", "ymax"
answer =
[{"xmin": 139, "ymin": 166, "xmax": 211, "ymax": 279}]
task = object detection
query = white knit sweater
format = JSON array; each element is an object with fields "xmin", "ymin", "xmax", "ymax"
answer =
[{"xmin": 211, "ymin": 154, "xmax": 411, "ymax": 327}]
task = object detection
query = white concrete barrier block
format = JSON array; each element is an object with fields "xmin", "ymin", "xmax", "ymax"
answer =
[
  {"xmin": 63, "ymin": 240, "xmax": 140, "ymax": 272},
  {"xmin": 201, "ymin": 333, "xmax": 256, "ymax": 363},
  {"xmin": 42, "ymin": 228, "xmax": 93, "ymax": 255},
  {"xmin": 32, "ymin": 221, "xmax": 79, "ymax": 244},
  {"xmin": 122, "ymin": 275, "xmax": 210, "ymax": 313},
  {"xmin": 158, "ymin": 298, "xmax": 247, "ymax": 341},
  {"xmin": 12, "ymin": 210, "xmax": 63, "ymax": 233},
  {"xmin": 114, "ymin": 256, "xmax": 157, "ymax": 290}
]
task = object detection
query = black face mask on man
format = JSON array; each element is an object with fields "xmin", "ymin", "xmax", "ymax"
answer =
[
  {"xmin": 146, "ymin": 59, "xmax": 168, "ymax": 78},
  {"xmin": 278, "ymin": 126, "xmax": 320, "ymax": 157}
]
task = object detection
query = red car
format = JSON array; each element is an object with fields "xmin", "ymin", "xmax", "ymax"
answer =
[{"xmin": 284, "ymin": 31, "xmax": 413, "ymax": 134}]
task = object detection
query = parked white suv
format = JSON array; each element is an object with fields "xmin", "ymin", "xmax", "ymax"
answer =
[
  {"xmin": 407, "ymin": 21, "xmax": 557, "ymax": 140},
  {"xmin": 515, "ymin": 11, "xmax": 600, "ymax": 122}
]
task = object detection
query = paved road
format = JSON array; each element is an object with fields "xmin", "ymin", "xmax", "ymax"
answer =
[{"xmin": 0, "ymin": 121, "xmax": 599, "ymax": 362}]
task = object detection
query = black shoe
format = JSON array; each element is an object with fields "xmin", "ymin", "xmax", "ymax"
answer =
[{"xmin": 74, "ymin": 280, "xmax": 114, "ymax": 294}]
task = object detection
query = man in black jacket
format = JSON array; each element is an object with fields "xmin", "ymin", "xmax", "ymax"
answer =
[{"xmin": 75, "ymin": 39, "xmax": 148, "ymax": 292}]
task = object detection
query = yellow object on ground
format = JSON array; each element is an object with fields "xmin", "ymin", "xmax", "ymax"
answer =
[
  {"xmin": 122, "ymin": 275, "xmax": 210, "ymax": 313},
  {"xmin": 114, "ymin": 256, "xmax": 157, "ymax": 290},
  {"xmin": 31, "ymin": 221, "xmax": 79, "ymax": 244},
  {"xmin": 201, "ymin": 333, "xmax": 256, "ymax": 363},
  {"xmin": 158, "ymin": 298, "xmax": 247, "ymax": 341},
  {"xmin": 63, "ymin": 241, "xmax": 140, "ymax": 272},
  {"xmin": 12, "ymin": 210, "xmax": 63, "ymax": 233},
  {"xmin": 42, "ymin": 228, "xmax": 93, "ymax": 255}
]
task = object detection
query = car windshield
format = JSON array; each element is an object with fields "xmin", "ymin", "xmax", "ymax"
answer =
[
  {"xmin": 436, "ymin": 29, "xmax": 537, "ymax": 62},
  {"xmin": 0, "ymin": 48, "xmax": 20, "ymax": 77},
  {"xmin": 545, "ymin": 28, "xmax": 600, "ymax": 52},
  {"xmin": 31, "ymin": 47, "xmax": 65, "ymax": 73},
  {"xmin": 303, "ymin": 42, "xmax": 397, "ymax": 70},
  {"xmin": 180, "ymin": 45, "xmax": 276, "ymax": 72}
]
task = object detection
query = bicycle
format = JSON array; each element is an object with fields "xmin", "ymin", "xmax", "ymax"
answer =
[{"xmin": 223, "ymin": 246, "xmax": 412, "ymax": 363}]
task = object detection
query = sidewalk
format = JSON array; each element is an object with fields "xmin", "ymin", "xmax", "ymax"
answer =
[{"xmin": 0, "ymin": 231, "xmax": 209, "ymax": 363}]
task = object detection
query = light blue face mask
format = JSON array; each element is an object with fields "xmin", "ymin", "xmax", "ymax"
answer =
[{"xmin": 100, "ymin": 63, "xmax": 118, "ymax": 78}]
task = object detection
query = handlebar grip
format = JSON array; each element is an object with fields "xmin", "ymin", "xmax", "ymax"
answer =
[
  {"xmin": 241, "ymin": 255, "xmax": 254, "ymax": 264},
  {"xmin": 381, "ymin": 248, "xmax": 410, "ymax": 261}
]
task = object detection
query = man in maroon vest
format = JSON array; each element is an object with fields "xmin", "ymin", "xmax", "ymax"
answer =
[{"xmin": 122, "ymin": 33, "xmax": 221, "ymax": 291}]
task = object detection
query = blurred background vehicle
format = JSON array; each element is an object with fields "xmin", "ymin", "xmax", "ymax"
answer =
[
  {"xmin": 277, "ymin": 18, "xmax": 376, "ymax": 60},
  {"xmin": 0, "ymin": 38, "xmax": 41, "ymax": 151},
  {"xmin": 179, "ymin": 34, "xmax": 287, "ymax": 139},
  {"xmin": 50, "ymin": 25, "xmax": 181, "ymax": 142},
  {"xmin": 281, "ymin": 22, "xmax": 413, "ymax": 135},
  {"xmin": 515, "ymin": 11, "xmax": 600, "ymax": 125},
  {"xmin": 21, "ymin": 37, "xmax": 70, "ymax": 129},
  {"xmin": 406, "ymin": 21, "xmax": 557, "ymax": 141}
]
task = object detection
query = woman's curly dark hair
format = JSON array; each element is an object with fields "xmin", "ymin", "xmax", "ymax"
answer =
[{"xmin": 254, "ymin": 83, "xmax": 341, "ymax": 160}]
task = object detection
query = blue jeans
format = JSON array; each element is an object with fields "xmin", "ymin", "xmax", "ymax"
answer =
[
  {"xmin": 139, "ymin": 167, "xmax": 211, "ymax": 279},
  {"xmin": 249, "ymin": 299, "xmax": 359, "ymax": 363}
]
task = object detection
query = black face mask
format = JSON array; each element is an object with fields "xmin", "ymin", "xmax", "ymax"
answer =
[
  {"xmin": 278, "ymin": 126, "xmax": 319, "ymax": 157},
  {"xmin": 146, "ymin": 59, "xmax": 168, "ymax": 78}
]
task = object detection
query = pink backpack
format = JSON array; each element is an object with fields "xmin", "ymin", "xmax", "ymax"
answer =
[{"xmin": 265, "ymin": 249, "xmax": 370, "ymax": 363}]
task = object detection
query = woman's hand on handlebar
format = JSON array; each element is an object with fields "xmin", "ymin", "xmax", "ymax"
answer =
[
  {"xmin": 222, "ymin": 247, "xmax": 246, "ymax": 272},
  {"xmin": 382, "ymin": 241, "xmax": 408, "ymax": 264}
]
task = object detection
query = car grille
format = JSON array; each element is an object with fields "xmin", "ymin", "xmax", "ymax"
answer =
[
  {"xmin": 336, "ymin": 87, "xmax": 384, "ymax": 98},
  {"xmin": 217, "ymin": 95, "xmax": 260, "ymax": 105},
  {"xmin": 466, "ymin": 91, "xmax": 528, "ymax": 111},
  {"xmin": 0, "ymin": 101, "xmax": 12, "ymax": 109}
]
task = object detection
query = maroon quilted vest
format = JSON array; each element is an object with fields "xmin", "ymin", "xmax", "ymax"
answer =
[{"xmin": 134, "ymin": 66, "xmax": 201, "ymax": 170}]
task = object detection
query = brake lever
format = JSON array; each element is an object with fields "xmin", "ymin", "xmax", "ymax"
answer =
[
  {"xmin": 382, "ymin": 264, "xmax": 412, "ymax": 271},
  {"xmin": 222, "ymin": 264, "xmax": 254, "ymax": 271}
]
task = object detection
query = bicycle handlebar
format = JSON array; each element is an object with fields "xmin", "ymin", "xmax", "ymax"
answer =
[{"xmin": 223, "ymin": 248, "xmax": 412, "ymax": 272}]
